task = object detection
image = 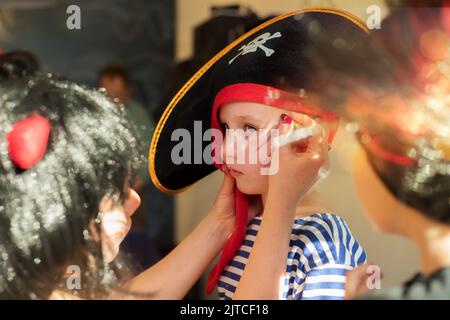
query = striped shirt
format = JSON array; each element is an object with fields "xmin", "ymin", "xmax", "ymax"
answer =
[{"xmin": 217, "ymin": 213, "xmax": 367, "ymax": 300}]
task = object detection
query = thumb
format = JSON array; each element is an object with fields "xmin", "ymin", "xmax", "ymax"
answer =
[{"xmin": 218, "ymin": 170, "xmax": 235, "ymax": 197}]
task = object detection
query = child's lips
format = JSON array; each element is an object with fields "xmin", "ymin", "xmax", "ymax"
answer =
[{"xmin": 228, "ymin": 168, "xmax": 243, "ymax": 178}]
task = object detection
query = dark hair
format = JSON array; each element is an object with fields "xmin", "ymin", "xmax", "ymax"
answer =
[
  {"xmin": 0, "ymin": 54, "xmax": 143, "ymax": 298},
  {"xmin": 0, "ymin": 50, "xmax": 40, "ymax": 78},
  {"xmin": 98, "ymin": 64, "xmax": 130, "ymax": 86}
]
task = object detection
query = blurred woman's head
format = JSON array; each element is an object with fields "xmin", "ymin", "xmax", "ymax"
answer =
[
  {"xmin": 0, "ymin": 53, "xmax": 143, "ymax": 299},
  {"xmin": 337, "ymin": 6, "xmax": 450, "ymax": 231}
]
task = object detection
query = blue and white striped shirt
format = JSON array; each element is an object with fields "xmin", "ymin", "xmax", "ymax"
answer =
[{"xmin": 217, "ymin": 213, "xmax": 367, "ymax": 300}]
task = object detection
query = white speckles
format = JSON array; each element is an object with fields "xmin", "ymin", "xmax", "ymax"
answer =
[
  {"xmin": 32, "ymin": 221, "xmax": 40, "ymax": 230},
  {"xmin": 6, "ymin": 267, "xmax": 15, "ymax": 281}
]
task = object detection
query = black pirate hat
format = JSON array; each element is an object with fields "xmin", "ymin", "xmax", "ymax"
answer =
[{"xmin": 149, "ymin": 8, "xmax": 369, "ymax": 194}]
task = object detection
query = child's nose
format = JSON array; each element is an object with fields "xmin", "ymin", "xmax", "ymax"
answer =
[
  {"xmin": 123, "ymin": 188, "xmax": 141, "ymax": 217},
  {"xmin": 222, "ymin": 137, "xmax": 237, "ymax": 165}
]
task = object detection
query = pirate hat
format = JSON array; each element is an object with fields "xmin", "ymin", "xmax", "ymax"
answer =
[{"xmin": 149, "ymin": 7, "xmax": 368, "ymax": 194}]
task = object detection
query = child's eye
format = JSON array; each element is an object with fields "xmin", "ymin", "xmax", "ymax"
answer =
[{"xmin": 244, "ymin": 124, "xmax": 257, "ymax": 134}]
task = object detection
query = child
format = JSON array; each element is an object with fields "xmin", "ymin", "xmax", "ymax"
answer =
[{"xmin": 149, "ymin": 8, "xmax": 370, "ymax": 299}]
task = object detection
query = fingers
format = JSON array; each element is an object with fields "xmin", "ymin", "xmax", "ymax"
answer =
[
  {"xmin": 345, "ymin": 262, "xmax": 382, "ymax": 300},
  {"xmin": 345, "ymin": 264, "xmax": 370, "ymax": 300},
  {"xmin": 218, "ymin": 166, "xmax": 235, "ymax": 197},
  {"xmin": 272, "ymin": 116, "xmax": 294, "ymax": 150},
  {"xmin": 288, "ymin": 111, "xmax": 337, "ymax": 144},
  {"xmin": 305, "ymin": 131, "xmax": 328, "ymax": 160},
  {"xmin": 275, "ymin": 115, "xmax": 327, "ymax": 158},
  {"xmin": 286, "ymin": 112, "xmax": 315, "ymax": 128}
]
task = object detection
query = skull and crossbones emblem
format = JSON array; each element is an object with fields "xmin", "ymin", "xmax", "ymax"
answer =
[{"xmin": 228, "ymin": 31, "xmax": 282, "ymax": 65}]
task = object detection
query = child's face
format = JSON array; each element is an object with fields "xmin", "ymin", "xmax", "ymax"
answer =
[{"xmin": 219, "ymin": 102, "xmax": 305, "ymax": 195}]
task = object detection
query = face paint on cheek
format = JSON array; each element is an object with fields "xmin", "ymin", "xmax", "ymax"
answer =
[
  {"xmin": 248, "ymin": 126, "xmax": 277, "ymax": 169},
  {"xmin": 224, "ymin": 129, "xmax": 250, "ymax": 165},
  {"xmin": 245, "ymin": 133, "xmax": 260, "ymax": 165}
]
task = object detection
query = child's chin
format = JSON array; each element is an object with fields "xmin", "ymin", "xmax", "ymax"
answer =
[{"xmin": 236, "ymin": 179, "xmax": 264, "ymax": 195}]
